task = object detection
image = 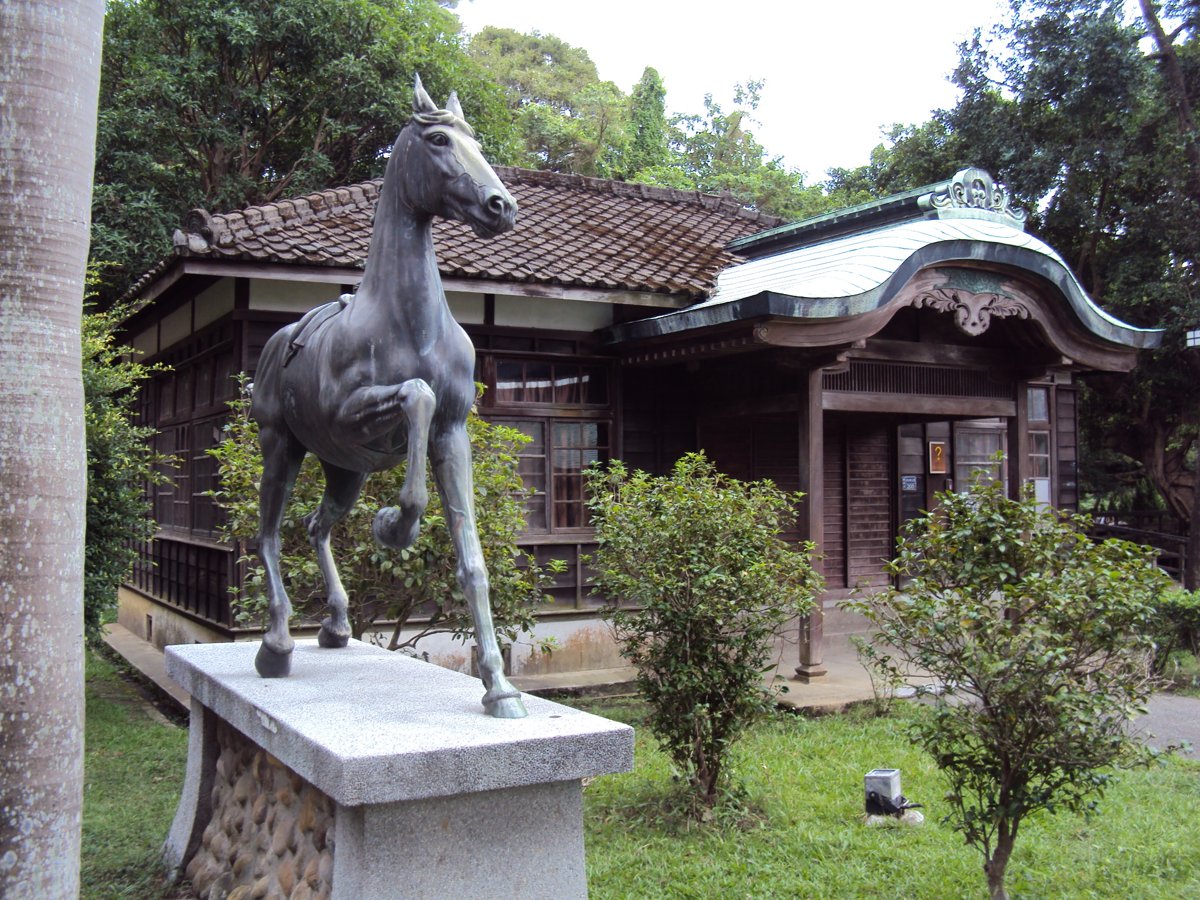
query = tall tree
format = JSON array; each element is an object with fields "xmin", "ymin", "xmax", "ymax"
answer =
[
  {"xmin": 638, "ymin": 81, "xmax": 832, "ymax": 220},
  {"xmin": 1139, "ymin": 0, "xmax": 1200, "ymax": 585},
  {"xmin": 0, "ymin": 1, "xmax": 101, "ymax": 896},
  {"xmin": 468, "ymin": 26, "xmax": 600, "ymax": 114},
  {"xmin": 627, "ymin": 66, "xmax": 669, "ymax": 177},
  {"xmin": 93, "ymin": 0, "xmax": 513, "ymax": 300},
  {"xmin": 926, "ymin": 1, "xmax": 1200, "ymax": 532},
  {"xmin": 823, "ymin": 120, "xmax": 969, "ymax": 204},
  {"xmin": 468, "ymin": 26, "xmax": 629, "ymax": 176}
]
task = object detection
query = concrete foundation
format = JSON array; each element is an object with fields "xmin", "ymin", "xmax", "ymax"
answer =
[{"xmin": 163, "ymin": 639, "xmax": 634, "ymax": 900}]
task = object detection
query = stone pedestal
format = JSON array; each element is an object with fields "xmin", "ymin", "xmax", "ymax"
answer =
[{"xmin": 163, "ymin": 640, "xmax": 634, "ymax": 900}]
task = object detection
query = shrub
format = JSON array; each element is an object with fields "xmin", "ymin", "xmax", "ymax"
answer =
[
  {"xmin": 208, "ymin": 381, "xmax": 556, "ymax": 651},
  {"xmin": 847, "ymin": 477, "xmax": 1171, "ymax": 900},
  {"xmin": 585, "ymin": 453, "xmax": 821, "ymax": 811},
  {"xmin": 82, "ymin": 298, "xmax": 166, "ymax": 643},
  {"xmin": 1152, "ymin": 587, "xmax": 1200, "ymax": 671}
]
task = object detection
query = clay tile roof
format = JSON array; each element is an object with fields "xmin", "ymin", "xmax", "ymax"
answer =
[{"xmin": 161, "ymin": 166, "xmax": 783, "ymax": 301}]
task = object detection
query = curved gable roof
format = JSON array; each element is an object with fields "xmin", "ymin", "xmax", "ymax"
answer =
[{"xmin": 608, "ymin": 168, "xmax": 1162, "ymax": 354}]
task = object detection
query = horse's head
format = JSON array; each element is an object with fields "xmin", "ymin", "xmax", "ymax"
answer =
[{"xmin": 389, "ymin": 75, "xmax": 517, "ymax": 238}]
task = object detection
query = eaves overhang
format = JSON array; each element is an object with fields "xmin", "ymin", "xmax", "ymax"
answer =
[{"xmin": 604, "ymin": 234, "xmax": 1162, "ymax": 354}]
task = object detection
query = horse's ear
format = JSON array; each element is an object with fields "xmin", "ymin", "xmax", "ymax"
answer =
[
  {"xmin": 446, "ymin": 91, "xmax": 464, "ymax": 119},
  {"xmin": 413, "ymin": 74, "xmax": 437, "ymax": 114}
]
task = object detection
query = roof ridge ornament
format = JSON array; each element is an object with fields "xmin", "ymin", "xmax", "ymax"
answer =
[{"xmin": 919, "ymin": 167, "xmax": 1027, "ymax": 228}]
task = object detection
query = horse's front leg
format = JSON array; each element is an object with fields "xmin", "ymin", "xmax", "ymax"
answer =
[
  {"xmin": 335, "ymin": 380, "xmax": 435, "ymax": 550},
  {"xmin": 431, "ymin": 424, "xmax": 528, "ymax": 718},
  {"xmin": 255, "ymin": 425, "xmax": 306, "ymax": 678}
]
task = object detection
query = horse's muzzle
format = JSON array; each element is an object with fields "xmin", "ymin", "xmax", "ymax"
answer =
[{"xmin": 472, "ymin": 188, "xmax": 517, "ymax": 237}]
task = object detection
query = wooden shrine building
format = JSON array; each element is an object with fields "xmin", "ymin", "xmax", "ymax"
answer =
[{"xmin": 119, "ymin": 166, "xmax": 1160, "ymax": 678}]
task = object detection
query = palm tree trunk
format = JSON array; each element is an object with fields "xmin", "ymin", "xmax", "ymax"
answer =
[{"xmin": 0, "ymin": 2, "xmax": 103, "ymax": 896}]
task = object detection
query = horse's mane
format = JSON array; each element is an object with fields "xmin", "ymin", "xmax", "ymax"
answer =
[{"xmin": 410, "ymin": 109, "xmax": 475, "ymax": 138}]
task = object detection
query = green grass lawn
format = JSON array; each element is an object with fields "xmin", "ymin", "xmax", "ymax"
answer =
[
  {"xmin": 82, "ymin": 658, "xmax": 1200, "ymax": 899},
  {"xmin": 82, "ymin": 651, "xmax": 188, "ymax": 900},
  {"xmin": 575, "ymin": 697, "xmax": 1200, "ymax": 899}
]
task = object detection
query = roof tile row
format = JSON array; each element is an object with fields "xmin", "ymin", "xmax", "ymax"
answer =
[{"xmin": 166, "ymin": 167, "xmax": 781, "ymax": 300}]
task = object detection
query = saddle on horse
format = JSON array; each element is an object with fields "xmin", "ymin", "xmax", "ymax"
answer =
[{"xmin": 283, "ymin": 293, "xmax": 353, "ymax": 367}]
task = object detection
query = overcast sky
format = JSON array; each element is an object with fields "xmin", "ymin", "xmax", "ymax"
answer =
[{"xmin": 455, "ymin": 0, "xmax": 1008, "ymax": 181}]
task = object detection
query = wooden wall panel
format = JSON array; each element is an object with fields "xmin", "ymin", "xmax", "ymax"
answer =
[
  {"xmin": 822, "ymin": 421, "xmax": 847, "ymax": 588},
  {"xmin": 623, "ymin": 366, "xmax": 696, "ymax": 475},
  {"xmin": 847, "ymin": 425, "xmax": 894, "ymax": 588},
  {"xmin": 753, "ymin": 414, "xmax": 800, "ymax": 494},
  {"xmin": 699, "ymin": 418, "xmax": 753, "ymax": 482}
]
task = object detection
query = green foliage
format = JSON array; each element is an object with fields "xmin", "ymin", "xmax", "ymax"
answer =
[
  {"xmin": 93, "ymin": 0, "xmax": 513, "ymax": 300},
  {"xmin": 627, "ymin": 66, "xmax": 669, "ymax": 178},
  {"xmin": 208, "ymin": 380, "xmax": 554, "ymax": 649},
  {"xmin": 82, "ymin": 288, "xmax": 166, "ymax": 643},
  {"xmin": 847, "ymin": 476, "xmax": 1171, "ymax": 899},
  {"xmin": 644, "ymin": 82, "xmax": 834, "ymax": 221},
  {"xmin": 823, "ymin": 120, "xmax": 969, "ymax": 206},
  {"xmin": 468, "ymin": 26, "xmax": 599, "ymax": 114},
  {"xmin": 469, "ymin": 27, "xmax": 629, "ymax": 177},
  {"xmin": 1152, "ymin": 587, "xmax": 1200, "ymax": 671},
  {"xmin": 585, "ymin": 453, "xmax": 821, "ymax": 810},
  {"xmin": 923, "ymin": 0, "xmax": 1200, "ymax": 519}
]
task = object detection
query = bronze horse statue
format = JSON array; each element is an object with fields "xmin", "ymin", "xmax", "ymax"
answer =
[{"xmin": 249, "ymin": 76, "xmax": 526, "ymax": 718}]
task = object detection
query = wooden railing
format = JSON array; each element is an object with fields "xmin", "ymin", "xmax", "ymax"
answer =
[{"xmin": 1088, "ymin": 520, "xmax": 1187, "ymax": 580}]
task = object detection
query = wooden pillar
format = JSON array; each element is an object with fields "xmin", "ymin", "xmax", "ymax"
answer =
[
  {"xmin": 796, "ymin": 367, "xmax": 827, "ymax": 680},
  {"xmin": 1008, "ymin": 382, "xmax": 1029, "ymax": 499}
]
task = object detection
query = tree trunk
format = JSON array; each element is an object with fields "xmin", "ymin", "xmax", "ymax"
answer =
[
  {"xmin": 984, "ymin": 830, "xmax": 1016, "ymax": 900},
  {"xmin": 0, "ymin": 3, "xmax": 103, "ymax": 897},
  {"xmin": 1140, "ymin": 0, "xmax": 1200, "ymax": 202}
]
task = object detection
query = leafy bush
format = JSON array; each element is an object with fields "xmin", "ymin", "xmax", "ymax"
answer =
[
  {"xmin": 1152, "ymin": 587, "xmax": 1200, "ymax": 671},
  {"xmin": 847, "ymin": 477, "xmax": 1171, "ymax": 900},
  {"xmin": 585, "ymin": 453, "xmax": 821, "ymax": 811},
  {"xmin": 208, "ymin": 381, "xmax": 556, "ymax": 651},
  {"xmin": 82, "ymin": 298, "xmax": 166, "ymax": 643}
]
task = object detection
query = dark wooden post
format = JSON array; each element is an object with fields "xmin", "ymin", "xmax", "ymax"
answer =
[
  {"xmin": 1007, "ymin": 382, "xmax": 1029, "ymax": 499},
  {"xmin": 796, "ymin": 366, "xmax": 827, "ymax": 680},
  {"xmin": 1183, "ymin": 341, "xmax": 1200, "ymax": 590}
]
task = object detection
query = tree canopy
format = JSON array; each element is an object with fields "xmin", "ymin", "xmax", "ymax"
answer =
[
  {"xmin": 954, "ymin": 0, "xmax": 1200, "ymax": 525},
  {"xmin": 96, "ymin": 2, "xmax": 1200, "ymax": 531},
  {"xmin": 93, "ymin": 0, "xmax": 512, "ymax": 299},
  {"xmin": 823, "ymin": 0, "xmax": 1200, "ymax": 526}
]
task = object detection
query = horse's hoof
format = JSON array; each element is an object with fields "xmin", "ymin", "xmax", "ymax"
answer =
[
  {"xmin": 317, "ymin": 621, "xmax": 349, "ymax": 648},
  {"xmin": 484, "ymin": 692, "xmax": 528, "ymax": 719},
  {"xmin": 372, "ymin": 506, "xmax": 420, "ymax": 550},
  {"xmin": 255, "ymin": 642, "xmax": 293, "ymax": 678}
]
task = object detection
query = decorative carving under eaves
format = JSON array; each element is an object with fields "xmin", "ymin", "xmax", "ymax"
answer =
[
  {"xmin": 923, "ymin": 167, "xmax": 1027, "ymax": 224},
  {"xmin": 911, "ymin": 287, "xmax": 1030, "ymax": 336}
]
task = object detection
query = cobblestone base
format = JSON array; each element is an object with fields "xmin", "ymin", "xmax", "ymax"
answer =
[{"xmin": 184, "ymin": 720, "xmax": 335, "ymax": 900}]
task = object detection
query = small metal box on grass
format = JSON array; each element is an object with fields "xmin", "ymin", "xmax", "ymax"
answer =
[
  {"xmin": 864, "ymin": 768, "xmax": 914, "ymax": 816},
  {"xmin": 864, "ymin": 772, "xmax": 902, "ymax": 816}
]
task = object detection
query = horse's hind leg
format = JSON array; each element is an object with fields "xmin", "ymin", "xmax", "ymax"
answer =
[
  {"xmin": 373, "ymin": 378, "xmax": 436, "ymax": 550},
  {"xmin": 255, "ymin": 425, "xmax": 306, "ymax": 678},
  {"xmin": 306, "ymin": 461, "xmax": 367, "ymax": 649}
]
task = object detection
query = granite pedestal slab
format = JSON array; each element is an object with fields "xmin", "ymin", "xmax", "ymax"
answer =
[{"xmin": 163, "ymin": 639, "xmax": 634, "ymax": 900}]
